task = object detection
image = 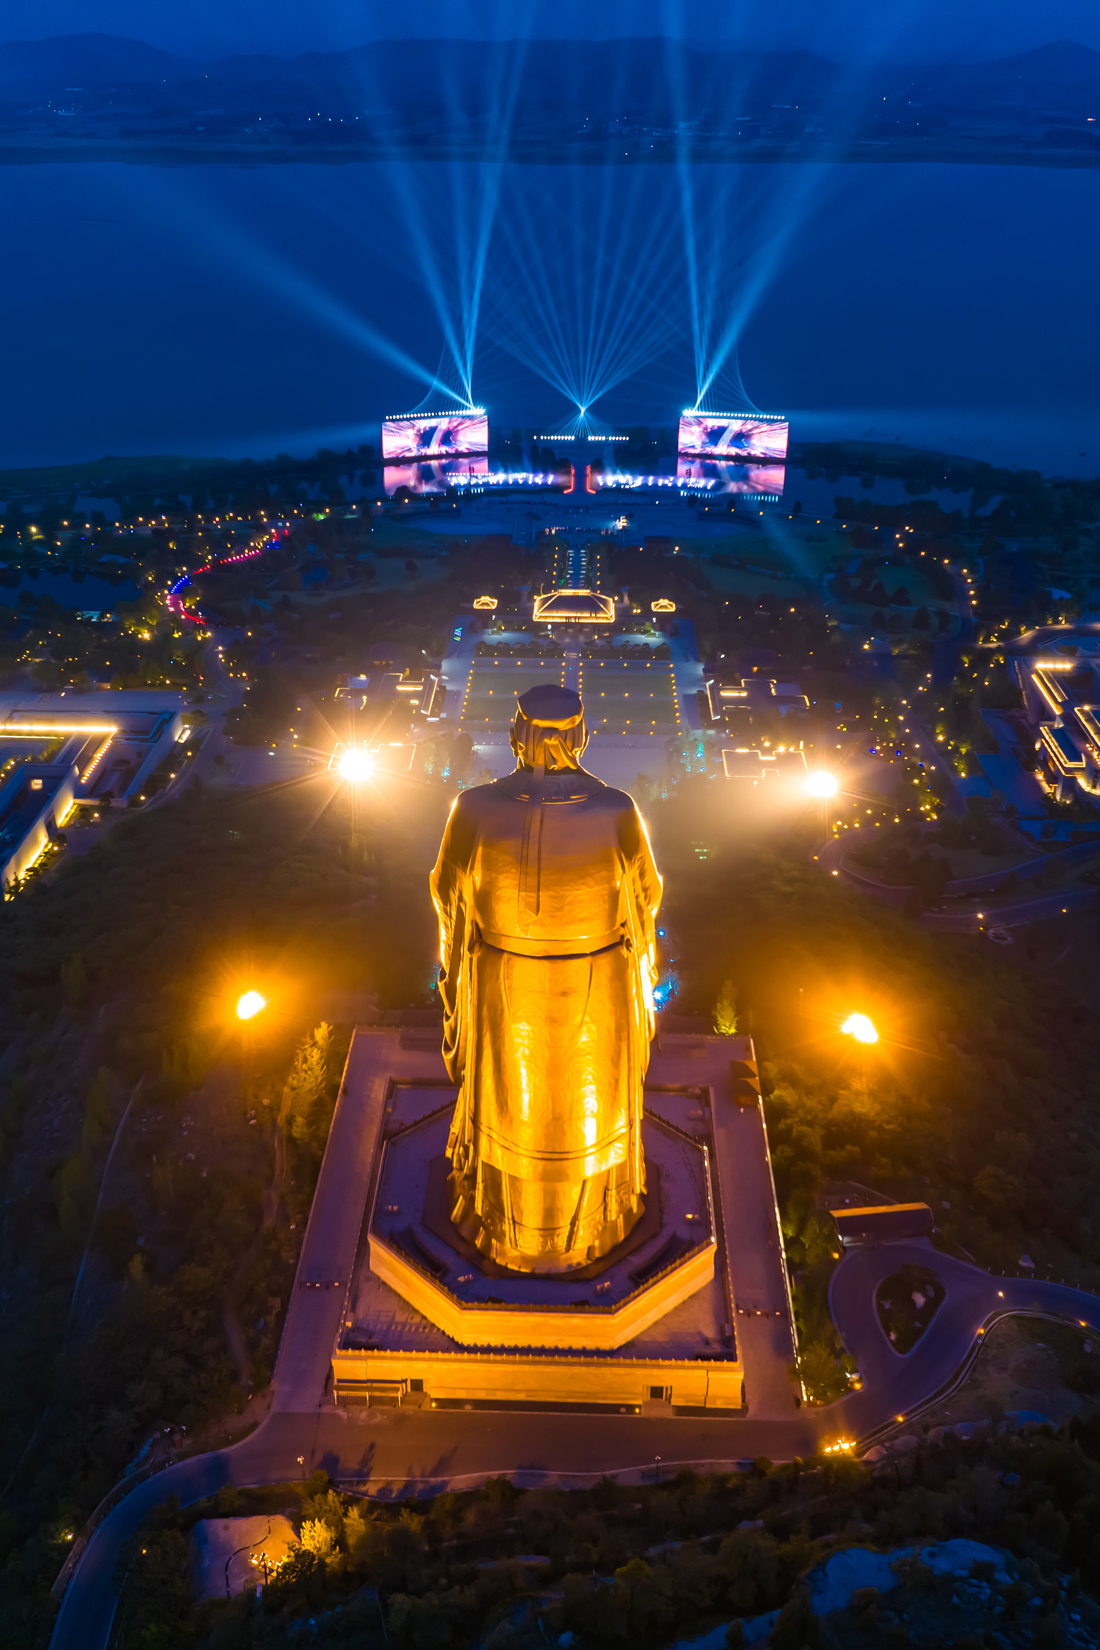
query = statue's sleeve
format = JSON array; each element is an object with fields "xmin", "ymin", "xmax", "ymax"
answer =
[
  {"xmin": 429, "ymin": 795, "xmax": 477, "ymax": 1084},
  {"xmin": 615, "ymin": 797, "xmax": 663, "ymax": 1067},
  {"xmin": 619, "ymin": 799, "xmax": 662, "ymax": 980},
  {"xmin": 621, "ymin": 797, "xmax": 661, "ymax": 918}
]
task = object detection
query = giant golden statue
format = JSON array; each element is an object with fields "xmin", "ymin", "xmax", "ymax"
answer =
[{"xmin": 430, "ymin": 684, "xmax": 662, "ymax": 1274}]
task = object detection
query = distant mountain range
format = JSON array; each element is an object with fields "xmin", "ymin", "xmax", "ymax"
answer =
[{"xmin": 0, "ymin": 33, "xmax": 1098, "ymax": 164}]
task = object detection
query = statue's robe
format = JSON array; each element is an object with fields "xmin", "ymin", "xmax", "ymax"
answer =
[{"xmin": 430, "ymin": 765, "xmax": 662, "ymax": 1273}]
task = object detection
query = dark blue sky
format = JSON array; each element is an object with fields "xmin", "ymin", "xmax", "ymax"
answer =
[{"xmin": 1, "ymin": 0, "xmax": 1099, "ymax": 61}]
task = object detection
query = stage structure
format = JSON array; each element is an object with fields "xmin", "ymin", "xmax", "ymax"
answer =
[
  {"xmin": 376, "ymin": 406, "xmax": 787, "ymax": 498},
  {"xmin": 326, "ymin": 685, "xmax": 798, "ymax": 1411},
  {"xmin": 381, "ymin": 409, "xmax": 488, "ymax": 460},
  {"xmin": 677, "ymin": 412, "xmax": 789, "ymax": 462},
  {"xmin": 381, "ymin": 407, "xmax": 489, "ymax": 498}
]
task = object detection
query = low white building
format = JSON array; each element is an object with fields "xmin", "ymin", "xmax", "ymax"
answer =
[
  {"xmin": 1013, "ymin": 653, "xmax": 1100, "ymax": 803},
  {"xmin": 0, "ymin": 689, "xmax": 187, "ymax": 890}
]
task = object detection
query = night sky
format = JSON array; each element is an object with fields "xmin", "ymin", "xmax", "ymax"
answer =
[{"xmin": 1, "ymin": 2, "xmax": 1098, "ymax": 468}]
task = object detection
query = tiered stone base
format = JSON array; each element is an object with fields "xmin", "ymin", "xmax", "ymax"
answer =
[{"xmin": 330, "ymin": 1036, "xmax": 751, "ymax": 1412}]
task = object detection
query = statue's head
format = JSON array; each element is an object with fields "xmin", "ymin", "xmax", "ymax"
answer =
[{"xmin": 511, "ymin": 684, "xmax": 588, "ymax": 772}]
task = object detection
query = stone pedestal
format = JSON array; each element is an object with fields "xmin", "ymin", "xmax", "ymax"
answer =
[
  {"xmin": 369, "ymin": 1104, "xmax": 716, "ymax": 1350},
  {"xmin": 328, "ymin": 1030, "xmax": 775, "ymax": 1414}
]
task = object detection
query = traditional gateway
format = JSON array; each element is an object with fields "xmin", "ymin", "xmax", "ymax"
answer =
[{"xmin": 329, "ymin": 684, "xmax": 795, "ymax": 1411}]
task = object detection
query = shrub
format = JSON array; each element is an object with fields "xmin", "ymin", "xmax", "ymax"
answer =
[
  {"xmin": 300, "ymin": 1518, "xmax": 336, "ymax": 1559},
  {"xmin": 388, "ymin": 1591, "xmax": 453, "ymax": 1649},
  {"xmin": 714, "ymin": 980, "xmax": 739, "ymax": 1036}
]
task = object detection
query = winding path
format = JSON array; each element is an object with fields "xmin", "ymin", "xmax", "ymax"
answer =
[
  {"xmin": 817, "ymin": 834, "xmax": 1097, "ymax": 932},
  {"xmin": 828, "ymin": 1242, "xmax": 1100, "ymax": 1439},
  {"xmin": 49, "ymin": 1111, "xmax": 1100, "ymax": 1650}
]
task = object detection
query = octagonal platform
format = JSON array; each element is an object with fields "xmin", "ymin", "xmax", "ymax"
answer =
[
  {"xmin": 326, "ymin": 1031, "xmax": 777, "ymax": 1413},
  {"xmin": 368, "ymin": 1104, "xmax": 717, "ymax": 1350}
]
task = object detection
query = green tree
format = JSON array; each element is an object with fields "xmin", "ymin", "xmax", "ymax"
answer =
[
  {"xmin": 302, "ymin": 1487, "xmax": 346, "ymax": 1539},
  {"xmin": 615, "ymin": 1556, "xmax": 676, "ymax": 1638},
  {"xmin": 342, "ymin": 1501, "xmax": 373, "ymax": 1553},
  {"xmin": 973, "ymin": 1162, "xmax": 1025, "ymax": 1219},
  {"xmin": 796, "ymin": 1338, "xmax": 850, "ymax": 1406},
  {"xmin": 717, "ymin": 1528, "xmax": 780, "ymax": 1613},
  {"xmin": 714, "ymin": 980, "xmax": 739, "ymax": 1036},
  {"xmin": 388, "ymin": 1592, "xmax": 452, "ymax": 1649},
  {"xmin": 300, "ymin": 1518, "xmax": 336, "ymax": 1559},
  {"xmin": 771, "ymin": 1586, "xmax": 833, "ymax": 1649},
  {"xmin": 287, "ymin": 1022, "xmax": 332, "ymax": 1144},
  {"xmin": 118, "ymin": 1505, "xmax": 194, "ymax": 1648}
]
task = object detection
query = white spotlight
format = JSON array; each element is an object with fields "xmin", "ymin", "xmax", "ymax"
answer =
[
  {"xmin": 841, "ymin": 1013, "xmax": 879, "ymax": 1045},
  {"xmin": 339, "ymin": 747, "xmax": 375, "ymax": 782},
  {"xmin": 806, "ymin": 771, "xmax": 838, "ymax": 798}
]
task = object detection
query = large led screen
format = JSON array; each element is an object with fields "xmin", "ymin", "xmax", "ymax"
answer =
[
  {"xmin": 675, "ymin": 458, "xmax": 786, "ymax": 496},
  {"xmin": 383, "ymin": 457, "xmax": 489, "ymax": 495},
  {"xmin": 381, "ymin": 412, "xmax": 489, "ymax": 460},
  {"xmin": 676, "ymin": 415, "xmax": 789, "ymax": 461}
]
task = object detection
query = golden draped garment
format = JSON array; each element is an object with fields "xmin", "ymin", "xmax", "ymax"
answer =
[{"xmin": 430, "ymin": 765, "xmax": 662, "ymax": 1273}]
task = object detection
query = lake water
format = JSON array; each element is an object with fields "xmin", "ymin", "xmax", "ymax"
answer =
[{"xmin": 0, "ymin": 160, "xmax": 1097, "ymax": 476}]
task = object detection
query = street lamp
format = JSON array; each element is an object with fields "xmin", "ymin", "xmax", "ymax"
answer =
[
  {"xmin": 841, "ymin": 1012, "xmax": 878, "ymax": 1045},
  {"xmin": 338, "ymin": 747, "xmax": 375, "ymax": 782},
  {"xmin": 237, "ymin": 991, "xmax": 265, "ymax": 1106},
  {"xmin": 806, "ymin": 771, "xmax": 838, "ymax": 798}
]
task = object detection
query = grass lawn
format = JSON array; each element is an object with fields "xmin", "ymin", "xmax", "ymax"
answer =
[
  {"xmin": 579, "ymin": 658, "xmax": 680, "ymax": 734},
  {"xmin": 830, "ymin": 565, "xmax": 957, "ymax": 611},
  {"xmin": 357, "ymin": 556, "xmax": 450, "ymax": 592},
  {"xmin": 461, "ymin": 659, "xmax": 565, "ymax": 725},
  {"xmin": 281, "ymin": 559, "xmax": 449, "ymax": 604},
  {"xmin": 845, "ymin": 841, "xmax": 1043, "ymax": 884},
  {"xmin": 931, "ymin": 842, "xmax": 1049, "ymax": 879},
  {"xmin": 699, "ymin": 561, "xmax": 818, "ymax": 599},
  {"xmin": 368, "ymin": 517, "xmax": 466, "ymax": 553}
]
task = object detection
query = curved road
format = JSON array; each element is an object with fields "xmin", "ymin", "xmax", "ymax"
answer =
[
  {"xmin": 52, "ymin": 1247, "xmax": 1100, "ymax": 1650},
  {"xmin": 50, "ymin": 1026, "xmax": 1100, "ymax": 1650},
  {"xmin": 818, "ymin": 836, "xmax": 1096, "ymax": 931},
  {"xmin": 829, "ymin": 1243, "xmax": 1100, "ymax": 1438}
]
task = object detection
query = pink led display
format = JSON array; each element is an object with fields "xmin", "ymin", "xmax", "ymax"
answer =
[
  {"xmin": 676, "ymin": 415, "xmax": 789, "ymax": 461},
  {"xmin": 381, "ymin": 413, "xmax": 489, "ymax": 460}
]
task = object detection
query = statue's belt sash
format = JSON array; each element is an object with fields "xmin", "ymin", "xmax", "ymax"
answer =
[
  {"xmin": 477, "ymin": 927, "xmax": 626, "ymax": 958},
  {"xmin": 475, "ymin": 1123, "xmax": 629, "ymax": 1182}
]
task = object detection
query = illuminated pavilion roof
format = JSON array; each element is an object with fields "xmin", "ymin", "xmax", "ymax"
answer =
[{"xmin": 532, "ymin": 588, "xmax": 616, "ymax": 624}]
